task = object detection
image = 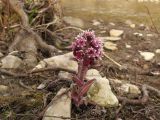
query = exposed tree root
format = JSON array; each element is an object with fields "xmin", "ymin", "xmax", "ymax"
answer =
[
  {"xmin": 0, "ymin": 69, "xmax": 28, "ymax": 78},
  {"xmin": 115, "ymin": 101, "xmax": 126, "ymax": 120},
  {"xmin": 130, "ymin": 81, "xmax": 160, "ymax": 98},
  {"xmin": 117, "ymin": 85, "xmax": 149, "ymax": 105},
  {"xmin": 115, "ymin": 85, "xmax": 149, "ymax": 119},
  {"xmin": 0, "ymin": 66, "xmax": 76, "ymax": 78},
  {"xmin": 145, "ymin": 84, "xmax": 160, "ymax": 97},
  {"xmin": 19, "ymin": 80, "xmax": 34, "ymax": 91},
  {"xmin": 1, "ymin": 0, "xmax": 59, "ymax": 55},
  {"xmin": 114, "ymin": 83, "xmax": 160, "ymax": 119},
  {"xmin": 31, "ymin": 67, "xmax": 76, "ymax": 74}
]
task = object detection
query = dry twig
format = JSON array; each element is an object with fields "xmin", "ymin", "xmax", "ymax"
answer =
[
  {"xmin": 144, "ymin": 5, "xmax": 159, "ymax": 34},
  {"xmin": 118, "ymin": 85, "xmax": 149, "ymax": 105},
  {"xmin": 103, "ymin": 53, "xmax": 123, "ymax": 69},
  {"xmin": 0, "ymin": 69, "xmax": 28, "ymax": 78},
  {"xmin": 130, "ymin": 81, "xmax": 160, "ymax": 98},
  {"xmin": 31, "ymin": 67, "xmax": 76, "ymax": 74}
]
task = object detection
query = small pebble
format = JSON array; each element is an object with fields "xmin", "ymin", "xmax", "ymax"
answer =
[
  {"xmin": 104, "ymin": 42, "xmax": 118, "ymax": 51},
  {"xmin": 110, "ymin": 29, "xmax": 124, "ymax": 37},
  {"xmin": 139, "ymin": 51, "xmax": 155, "ymax": 61},
  {"xmin": 125, "ymin": 44, "xmax": 131, "ymax": 48},
  {"xmin": 155, "ymin": 49, "xmax": 160, "ymax": 54}
]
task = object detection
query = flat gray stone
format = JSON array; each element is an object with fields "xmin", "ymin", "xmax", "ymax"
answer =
[{"xmin": 43, "ymin": 88, "xmax": 71, "ymax": 120}]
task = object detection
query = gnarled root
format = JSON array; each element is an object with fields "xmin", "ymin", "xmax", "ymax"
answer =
[{"xmin": 1, "ymin": 0, "xmax": 61, "ymax": 68}]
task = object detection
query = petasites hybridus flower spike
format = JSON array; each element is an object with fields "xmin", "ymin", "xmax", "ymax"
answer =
[
  {"xmin": 71, "ymin": 30, "xmax": 103, "ymax": 107},
  {"xmin": 72, "ymin": 30, "xmax": 103, "ymax": 66}
]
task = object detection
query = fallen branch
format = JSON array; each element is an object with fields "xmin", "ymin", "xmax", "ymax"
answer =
[
  {"xmin": 115, "ymin": 101, "xmax": 126, "ymax": 120},
  {"xmin": 4, "ymin": 24, "xmax": 20, "ymax": 29},
  {"xmin": 145, "ymin": 84, "xmax": 160, "ymax": 97},
  {"xmin": 33, "ymin": 16, "xmax": 59, "ymax": 29},
  {"xmin": 0, "ymin": 67, "xmax": 76, "ymax": 78},
  {"xmin": 103, "ymin": 53, "xmax": 123, "ymax": 69},
  {"xmin": 19, "ymin": 80, "xmax": 34, "ymax": 90},
  {"xmin": 31, "ymin": 67, "xmax": 76, "ymax": 74},
  {"xmin": 117, "ymin": 85, "xmax": 149, "ymax": 105},
  {"xmin": 16, "ymin": 113, "xmax": 76, "ymax": 120},
  {"xmin": 115, "ymin": 85, "xmax": 149, "ymax": 118},
  {"xmin": 24, "ymin": 26, "xmax": 60, "ymax": 53},
  {"xmin": 31, "ymin": 0, "xmax": 58, "ymax": 25},
  {"xmin": 0, "ymin": 69, "xmax": 28, "ymax": 78},
  {"xmin": 130, "ymin": 81, "xmax": 160, "ymax": 98}
]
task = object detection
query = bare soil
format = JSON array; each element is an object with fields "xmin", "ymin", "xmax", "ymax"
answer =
[{"xmin": 0, "ymin": 21, "xmax": 160, "ymax": 120}]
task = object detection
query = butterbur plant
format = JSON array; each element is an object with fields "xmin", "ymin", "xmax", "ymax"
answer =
[{"xmin": 71, "ymin": 30, "xmax": 103, "ymax": 107}]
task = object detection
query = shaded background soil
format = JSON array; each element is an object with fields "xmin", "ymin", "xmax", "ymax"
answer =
[{"xmin": 0, "ymin": 22, "xmax": 160, "ymax": 119}]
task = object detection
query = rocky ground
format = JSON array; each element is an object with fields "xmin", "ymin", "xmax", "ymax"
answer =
[
  {"xmin": 0, "ymin": 0, "xmax": 160, "ymax": 120},
  {"xmin": 0, "ymin": 17, "xmax": 160, "ymax": 120}
]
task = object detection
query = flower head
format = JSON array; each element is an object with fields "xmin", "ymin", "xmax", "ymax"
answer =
[
  {"xmin": 72, "ymin": 30, "xmax": 103, "ymax": 66},
  {"xmin": 71, "ymin": 30, "xmax": 103, "ymax": 107}
]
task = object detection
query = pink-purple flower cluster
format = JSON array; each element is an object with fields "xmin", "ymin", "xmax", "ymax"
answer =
[
  {"xmin": 72, "ymin": 30, "xmax": 103, "ymax": 66},
  {"xmin": 71, "ymin": 30, "xmax": 103, "ymax": 107}
]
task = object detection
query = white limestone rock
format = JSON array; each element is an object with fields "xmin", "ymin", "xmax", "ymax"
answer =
[
  {"xmin": 110, "ymin": 29, "xmax": 124, "ymax": 37},
  {"xmin": 134, "ymin": 32, "xmax": 143, "ymax": 37},
  {"xmin": 139, "ymin": 51, "xmax": 155, "ymax": 61},
  {"xmin": 155, "ymin": 49, "xmax": 160, "ymax": 54},
  {"xmin": 125, "ymin": 20, "xmax": 135, "ymax": 28},
  {"xmin": 109, "ymin": 22, "xmax": 115, "ymax": 26},
  {"xmin": 0, "ymin": 85, "xmax": 9, "ymax": 94},
  {"xmin": 0, "ymin": 52, "xmax": 4, "ymax": 58},
  {"xmin": 34, "ymin": 52, "xmax": 78, "ymax": 72},
  {"xmin": 118, "ymin": 83, "xmax": 141, "ymax": 95},
  {"xmin": 87, "ymin": 69, "xmax": 119, "ymax": 107},
  {"xmin": 92, "ymin": 20, "xmax": 101, "ymax": 26},
  {"xmin": 130, "ymin": 24, "xmax": 136, "ymax": 28},
  {"xmin": 104, "ymin": 42, "xmax": 118, "ymax": 51},
  {"xmin": 43, "ymin": 88, "xmax": 71, "ymax": 120},
  {"xmin": 58, "ymin": 71, "xmax": 72, "ymax": 80},
  {"xmin": 1, "ymin": 55, "xmax": 23, "ymax": 69},
  {"xmin": 125, "ymin": 44, "xmax": 131, "ymax": 49},
  {"xmin": 109, "ymin": 79, "xmax": 141, "ymax": 97}
]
